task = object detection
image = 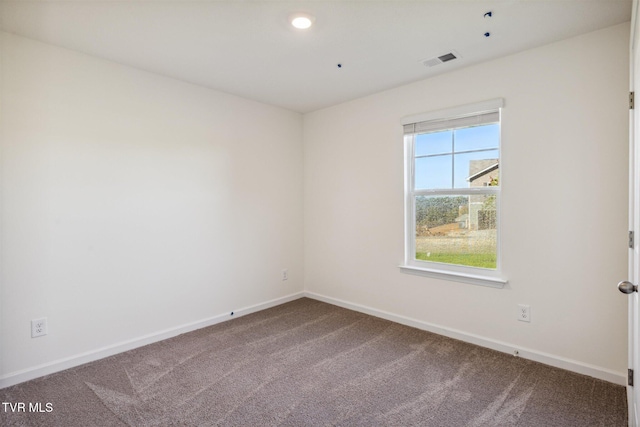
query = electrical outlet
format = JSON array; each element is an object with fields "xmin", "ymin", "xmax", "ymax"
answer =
[
  {"xmin": 282, "ymin": 269, "xmax": 288, "ymax": 281},
  {"xmin": 517, "ymin": 304, "xmax": 531, "ymax": 322},
  {"xmin": 31, "ymin": 317, "xmax": 48, "ymax": 338}
]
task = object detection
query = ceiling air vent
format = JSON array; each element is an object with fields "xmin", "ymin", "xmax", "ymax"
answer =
[{"xmin": 422, "ymin": 51, "xmax": 460, "ymax": 68}]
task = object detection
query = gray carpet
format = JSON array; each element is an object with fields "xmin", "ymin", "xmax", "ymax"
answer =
[{"xmin": 0, "ymin": 298, "xmax": 627, "ymax": 426}]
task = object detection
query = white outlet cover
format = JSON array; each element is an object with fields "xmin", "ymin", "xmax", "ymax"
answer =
[
  {"xmin": 517, "ymin": 304, "xmax": 531, "ymax": 323},
  {"xmin": 31, "ymin": 317, "xmax": 48, "ymax": 337}
]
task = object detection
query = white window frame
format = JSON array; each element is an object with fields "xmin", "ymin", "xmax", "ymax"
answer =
[{"xmin": 399, "ymin": 99, "xmax": 507, "ymax": 288}]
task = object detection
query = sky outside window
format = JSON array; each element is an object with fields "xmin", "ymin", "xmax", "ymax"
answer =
[{"xmin": 414, "ymin": 124, "xmax": 499, "ymax": 190}]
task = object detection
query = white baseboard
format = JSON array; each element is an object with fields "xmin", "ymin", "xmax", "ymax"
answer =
[
  {"xmin": 2, "ymin": 290, "xmax": 626, "ymax": 389},
  {"xmin": 304, "ymin": 291, "xmax": 627, "ymax": 386},
  {"xmin": 0, "ymin": 292, "xmax": 305, "ymax": 389}
]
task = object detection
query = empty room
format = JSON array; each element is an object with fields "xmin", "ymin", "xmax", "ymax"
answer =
[{"xmin": 0, "ymin": 0, "xmax": 637, "ymax": 425}]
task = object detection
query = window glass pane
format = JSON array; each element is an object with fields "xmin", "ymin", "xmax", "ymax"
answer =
[
  {"xmin": 453, "ymin": 149, "xmax": 499, "ymax": 188},
  {"xmin": 415, "ymin": 195, "xmax": 497, "ymax": 269},
  {"xmin": 454, "ymin": 124, "xmax": 499, "ymax": 152},
  {"xmin": 415, "ymin": 155, "xmax": 452, "ymax": 190},
  {"xmin": 415, "ymin": 131, "xmax": 452, "ymax": 156}
]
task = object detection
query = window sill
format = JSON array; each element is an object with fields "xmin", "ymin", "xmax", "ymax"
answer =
[{"xmin": 399, "ymin": 265, "xmax": 507, "ymax": 288}]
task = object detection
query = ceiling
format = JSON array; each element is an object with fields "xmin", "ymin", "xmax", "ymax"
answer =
[{"xmin": 0, "ymin": 0, "xmax": 633, "ymax": 113}]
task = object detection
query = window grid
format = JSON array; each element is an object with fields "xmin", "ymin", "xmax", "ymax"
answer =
[{"xmin": 405, "ymin": 113, "xmax": 501, "ymax": 275}]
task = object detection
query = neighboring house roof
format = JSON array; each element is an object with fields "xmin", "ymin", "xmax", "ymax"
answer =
[{"xmin": 467, "ymin": 162, "xmax": 499, "ymax": 182}]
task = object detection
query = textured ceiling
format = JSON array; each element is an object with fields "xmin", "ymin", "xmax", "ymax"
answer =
[{"xmin": 0, "ymin": 0, "xmax": 633, "ymax": 113}]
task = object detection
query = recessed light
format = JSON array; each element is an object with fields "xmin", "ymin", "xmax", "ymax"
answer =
[{"xmin": 290, "ymin": 13, "xmax": 314, "ymax": 29}]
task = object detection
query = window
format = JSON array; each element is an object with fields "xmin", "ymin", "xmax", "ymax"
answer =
[{"xmin": 401, "ymin": 99, "xmax": 506, "ymax": 287}]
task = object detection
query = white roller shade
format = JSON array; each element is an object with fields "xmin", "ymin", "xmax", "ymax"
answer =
[{"xmin": 402, "ymin": 98, "xmax": 503, "ymax": 135}]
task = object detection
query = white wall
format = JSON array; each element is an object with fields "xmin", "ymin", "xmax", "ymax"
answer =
[
  {"xmin": 0, "ymin": 32, "xmax": 304, "ymax": 382},
  {"xmin": 304, "ymin": 23, "xmax": 630, "ymax": 381}
]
